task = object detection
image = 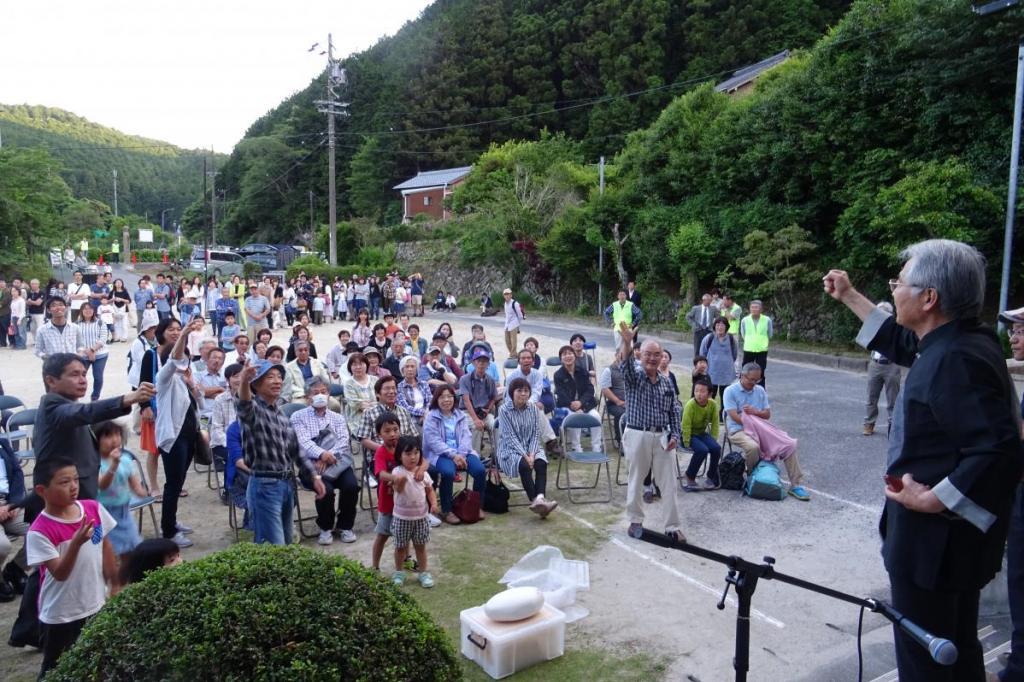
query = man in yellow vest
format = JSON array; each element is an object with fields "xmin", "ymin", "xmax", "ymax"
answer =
[
  {"xmin": 604, "ymin": 290, "xmax": 643, "ymax": 349},
  {"xmin": 110, "ymin": 240, "xmax": 120, "ymax": 264},
  {"xmin": 721, "ymin": 293, "xmax": 743, "ymax": 373},
  {"xmin": 739, "ymin": 299, "xmax": 773, "ymax": 387}
]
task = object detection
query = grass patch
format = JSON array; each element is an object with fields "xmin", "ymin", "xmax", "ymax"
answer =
[{"xmin": 395, "ymin": 502, "xmax": 666, "ymax": 680}]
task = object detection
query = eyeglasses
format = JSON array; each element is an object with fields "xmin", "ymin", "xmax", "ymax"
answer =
[
  {"xmin": 888, "ymin": 279, "xmax": 926, "ymax": 293},
  {"xmin": 1009, "ymin": 328, "xmax": 1024, "ymax": 340}
]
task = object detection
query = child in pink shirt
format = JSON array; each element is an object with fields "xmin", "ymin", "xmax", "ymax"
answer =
[
  {"xmin": 389, "ymin": 436, "xmax": 438, "ymax": 588},
  {"xmin": 26, "ymin": 457, "xmax": 117, "ymax": 677}
]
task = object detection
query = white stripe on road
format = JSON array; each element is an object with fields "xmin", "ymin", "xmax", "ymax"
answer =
[
  {"xmin": 800, "ymin": 486, "xmax": 881, "ymax": 515},
  {"xmin": 559, "ymin": 508, "xmax": 786, "ymax": 629}
]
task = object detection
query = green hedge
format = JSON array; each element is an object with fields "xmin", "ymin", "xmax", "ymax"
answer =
[{"xmin": 49, "ymin": 543, "xmax": 459, "ymax": 681}]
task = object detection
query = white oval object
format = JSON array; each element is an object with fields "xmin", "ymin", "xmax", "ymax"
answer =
[{"xmin": 484, "ymin": 586, "xmax": 544, "ymax": 622}]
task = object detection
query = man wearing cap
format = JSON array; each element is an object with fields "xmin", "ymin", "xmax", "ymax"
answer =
[
  {"xmin": 824, "ymin": 241, "xmax": 1022, "ymax": 681},
  {"xmin": 461, "ymin": 324, "xmax": 495, "ymax": 371},
  {"xmin": 997, "ymin": 305, "xmax": 1024, "ymax": 682},
  {"xmin": 422, "ymin": 333, "xmax": 464, "ymax": 379},
  {"xmin": 459, "ymin": 348, "xmax": 498, "ymax": 453},
  {"xmin": 864, "ymin": 301, "xmax": 902, "ymax": 437},
  {"xmin": 245, "ymin": 284, "xmax": 271, "ymax": 343},
  {"xmin": 283, "ymin": 340, "xmax": 333, "ymax": 403},
  {"xmin": 502, "ymin": 288, "xmax": 525, "ymax": 359},
  {"xmin": 290, "ymin": 378, "xmax": 358, "ymax": 546},
  {"xmin": 420, "ymin": 346, "xmax": 457, "ymax": 386},
  {"xmin": 34, "ymin": 298, "xmax": 80, "ymax": 360}
]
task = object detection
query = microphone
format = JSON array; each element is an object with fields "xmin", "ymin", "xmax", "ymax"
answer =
[{"xmin": 869, "ymin": 601, "xmax": 958, "ymax": 666}]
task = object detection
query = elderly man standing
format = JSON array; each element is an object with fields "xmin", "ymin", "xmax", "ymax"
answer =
[
  {"xmin": 864, "ymin": 301, "xmax": 902, "ymax": 437},
  {"xmin": 685, "ymin": 293, "xmax": 717, "ymax": 360},
  {"xmin": 739, "ymin": 299, "xmax": 772, "ymax": 387},
  {"xmin": 616, "ymin": 322, "xmax": 685, "ymax": 543},
  {"xmin": 237, "ymin": 359, "xmax": 326, "ymax": 545},
  {"xmin": 824, "ymin": 239, "xmax": 1022, "ymax": 682},
  {"xmin": 245, "ymin": 284, "xmax": 271, "ymax": 343},
  {"xmin": 291, "ymin": 378, "xmax": 358, "ymax": 546}
]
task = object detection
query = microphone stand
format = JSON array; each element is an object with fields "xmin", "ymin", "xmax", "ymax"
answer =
[{"xmin": 639, "ymin": 529, "xmax": 956, "ymax": 681}]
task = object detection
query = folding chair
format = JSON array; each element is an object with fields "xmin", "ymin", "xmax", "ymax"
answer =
[
  {"xmin": 555, "ymin": 412, "xmax": 612, "ymax": 503},
  {"xmin": 545, "ymin": 356, "xmax": 561, "ymax": 369},
  {"xmin": 612, "ymin": 414, "xmax": 629, "ymax": 486},
  {"xmin": 328, "ymin": 383, "xmax": 345, "ymax": 398},
  {"xmin": 358, "ymin": 444, "xmax": 379, "ymax": 523},
  {"xmin": 292, "ymin": 475, "xmax": 321, "ymax": 540},
  {"xmin": 6, "ymin": 408, "xmax": 36, "ymax": 464},
  {"xmin": 123, "ymin": 449, "xmax": 159, "ymax": 535},
  {"xmin": 282, "ymin": 402, "xmax": 306, "ymax": 418},
  {"xmin": 502, "ymin": 358, "xmax": 518, "ymax": 382},
  {"xmin": 227, "ymin": 492, "xmax": 246, "ymax": 541},
  {"xmin": 0, "ymin": 394, "xmax": 26, "ymax": 433}
]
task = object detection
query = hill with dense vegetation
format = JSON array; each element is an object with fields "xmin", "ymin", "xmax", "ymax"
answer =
[
  {"xmin": 207, "ymin": 0, "xmax": 852, "ymax": 242},
  {"xmin": 0, "ymin": 104, "xmax": 217, "ymax": 222}
]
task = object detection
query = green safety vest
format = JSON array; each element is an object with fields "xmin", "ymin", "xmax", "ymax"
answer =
[
  {"xmin": 611, "ymin": 301, "xmax": 634, "ymax": 328},
  {"xmin": 741, "ymin": 315, "xmax": 771, "ymax": 352},
  {"xmin": 726, "ymin": 304, "xmax": 741, "ymax": 335},
  {"xmin": 111, "ymin": 242, "xmax": 120, "ymax": 253}
]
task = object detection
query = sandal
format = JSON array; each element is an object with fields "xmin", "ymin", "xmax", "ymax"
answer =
[
  {"xmin": 665, "ymin": 529, "xmax": 687, "ymax": 545},
  {"xmin": 178, "ymin": 489, "xmax": 189, "ymax": 498},
  {"xmin": 443, "ymin": 512, "xmax": 462, "ymax": 525}
]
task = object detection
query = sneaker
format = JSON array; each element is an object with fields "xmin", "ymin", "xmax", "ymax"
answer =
[
  {"xmin": 443, "ymin": 512, "xmax": 462, "ymax": 525},
  {"xmin": 339, "ymin": 530, "xmax": 357, "ymax": 543},
  {"xmin": 863, "ymin": 423, "xmax": 875, "ymax": 436},
  {"xmin": 789, "ymin": 486, "xmax": 811, "ymax": 501},
  {"xmin": 418, "ymin": 571, "xmax": 435, "ymax": 588},
  {"xmin": 627, "ymin": 523, "xmax": 643, "ymax": 539},
  {"xmin": 392, "ymin": 571, "xmax": 406, "ymax": 586},
  {"xmin": 318, "ymin": 530, "xmax": 333, "ymax": 545},
  {"xmin": 427, "ymin": 513, "xmax": 441, "ymax": 528},
  {"xmin": 682, "ymin": 479, "xmax": 701, "ymax": 492},
  {"xmin": 703, "ymin": 479, "xmax": 721, "ymax": 491},
  {"xmin": 642, "ymin": 485, "xmax": 654, "ymax": 504},
  {"xmin": 175, "ymin": 523, "xmax": 194, "ymax": 535},
  {"xmin": 171, "ymin": 531, "xmax": 193, "ymax": 549},
  {"xmin": 368, "ymin": 477, "xmax": 378, "ymax": 489}
]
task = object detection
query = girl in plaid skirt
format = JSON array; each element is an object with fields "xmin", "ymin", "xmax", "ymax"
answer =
[{"xmin": 390, "ymin": 436, "xmax": 439, "ymax": 588}]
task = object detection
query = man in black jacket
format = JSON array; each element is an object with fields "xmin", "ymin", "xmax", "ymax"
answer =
[
  {"xmin": 824, "ymin": 239, "xmax": 1023, "ymax": 682},
  {"xmin": 553, "ymin": 345, "xmax": 602, "ymax": 453}
]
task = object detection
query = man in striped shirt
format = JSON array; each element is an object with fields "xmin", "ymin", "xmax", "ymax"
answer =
[
  {"xmin": 34, "ymin": 298, "xmax": 80, "ymax": 360},
  {"xmin": 616, "ymin": 321, "xmax": 685, "ymax": 543},
  {"xmin": 237, "ymin": 359, "xmax": 325, "ymax": 545}
]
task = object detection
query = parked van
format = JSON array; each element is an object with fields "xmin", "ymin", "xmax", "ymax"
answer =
[{"xmin": 190, "ymin": 247, "xmax": 246, "ymax": 278}]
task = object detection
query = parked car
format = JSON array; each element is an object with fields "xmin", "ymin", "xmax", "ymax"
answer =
[
  {"xmin": 235, "ymin": 243, "xmax": 299, "ymax": 272},
  {"xmin": 189, "ymin": 246, "xmax": 246, "ymax": 278}
]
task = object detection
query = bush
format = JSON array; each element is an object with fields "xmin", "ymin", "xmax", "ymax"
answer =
[{"xmin": 50, "ymin": 543, "xmax": 459, "ymax": 682}]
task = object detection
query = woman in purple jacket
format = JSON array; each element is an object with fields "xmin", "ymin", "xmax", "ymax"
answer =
[{"xmin": 422, "ymin": 385, "xmax": 486, "ymax": 525}]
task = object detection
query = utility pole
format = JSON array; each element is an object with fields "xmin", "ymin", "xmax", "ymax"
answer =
[
  {"xmin": 597, "ymin": 156, "xmax": 605, "ymax": 315},
  {"xmin": 974, "ymin": 0, "xmax": 1023, "ymax": 328},
  {"xmin": 314, "ymin": 33, "xmax": 349, "ymax": 266},
  {"xmin": 309, "ymin": 190, "xmax": 315, "ymax": 234},
  {"xmin": 209, "ymin": 153, "xmax": 219, "ymax": 246},
  {"xmin": 112, "ymin": 169, "xmax": 118, "ymax": 216}
]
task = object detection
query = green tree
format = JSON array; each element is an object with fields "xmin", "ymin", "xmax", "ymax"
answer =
[
  {"xmin": 0, "ymin": 147, "xmax": 73, "ymax": 259},
  {"xmin": 735, "ymin": 225, "xmax": 819, "ymax": 338}
]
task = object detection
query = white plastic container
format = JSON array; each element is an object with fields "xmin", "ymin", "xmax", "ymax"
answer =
[{"xmin": 460, "ymin": 603, "xmax": 566, "ymax": 679}]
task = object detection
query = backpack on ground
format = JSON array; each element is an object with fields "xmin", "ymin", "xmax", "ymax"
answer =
[
  {"xmin": 718, "ymin": 451, "xmax": 746, "ymax": 490},
  {"xmin": 744, "ymin": 460, "xmax": 786, "ymax": 501}
]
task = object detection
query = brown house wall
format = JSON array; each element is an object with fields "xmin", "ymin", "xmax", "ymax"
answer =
[{"xmin": 405, "ymin": 187, "xmax": 445, "ymax": 220}]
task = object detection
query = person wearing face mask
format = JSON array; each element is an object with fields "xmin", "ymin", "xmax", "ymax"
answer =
[{"xmin": 290, "ymin": 379, "xmax": 358, "ymax": 546}]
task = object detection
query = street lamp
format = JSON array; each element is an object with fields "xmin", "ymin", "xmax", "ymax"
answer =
[{"xmin": 160, "ymin": 208, "xmax": 174, "ymax": 232}]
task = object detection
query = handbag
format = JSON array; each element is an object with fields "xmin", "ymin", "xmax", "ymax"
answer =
[
  {"xmin": 482, "ymin": 467, "xmax": 510, "ymax": 514},
  {"xmin": 452, "ymin": 488, "xmax": 482, "ymax": 524},
  {"xmin": 191, "ymin": 406, "xmax": 213, "ymax": 466}
]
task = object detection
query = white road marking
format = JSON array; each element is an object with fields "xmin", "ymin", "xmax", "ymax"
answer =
[
  {"xmin": 559, "ymin": 508, "xmax": 785, "ymax": 628},
  {"xmin": 800, "ymin": 486, "xmax": 881, "ymax": 515}
]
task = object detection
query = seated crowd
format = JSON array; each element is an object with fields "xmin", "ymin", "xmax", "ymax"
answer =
[{"xmin": 0, "ymin": 273, "xmax": 809, "ymax": 676}]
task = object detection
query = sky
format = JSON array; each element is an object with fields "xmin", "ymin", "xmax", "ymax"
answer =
[{"xmin": 0, "ymin": 0, "xmax": 434, "ymax": 152}]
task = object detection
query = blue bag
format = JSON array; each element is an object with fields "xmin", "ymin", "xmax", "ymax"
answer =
[{"xmin": 743, "ymin": 461, "xmax": 786, "ymax": 501}]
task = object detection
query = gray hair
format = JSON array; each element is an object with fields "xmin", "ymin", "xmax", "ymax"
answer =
[
  {"xmin": 305, "ymin": 377, "xmax": 328, "ymax": 395},
  {"xmin": 749, "ymin": 300, "xmax": 763, "ymax": 307},
  {"xmin": 901, "ymin": 239, "xmax": 985, "ymax": 320},
  {"xmin": 293, "ymin": 340, "xmax": 309, "ymax": 351},
  {"xmin": 740, "ymin": 362, "xmax": 762, "ymax": 376}
]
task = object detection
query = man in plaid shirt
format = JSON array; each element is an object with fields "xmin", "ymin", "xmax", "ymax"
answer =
[
  {"xmin": 616, "ymin": 321, "xmax": 686, "ymax": 544},
  {"xmin": 34, "ymin": 298, "xmax": 80, "ymax": 360},
  {"xmin": 237, "ymin": 359, "xmax": 325, "ymax": 545}
]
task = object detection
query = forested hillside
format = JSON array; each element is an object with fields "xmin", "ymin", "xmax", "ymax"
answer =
[
  {"xmin": 0, "ymin": 104, "xmax": 217, "ymax": 221},
  {"xmin": 208, "ymin": 0, "xmax": 852, "ymax": 242}
]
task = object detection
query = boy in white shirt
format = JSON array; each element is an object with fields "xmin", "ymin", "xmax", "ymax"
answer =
[{"xmin": 26, "ymin": 457, "xmax": 117, "ymax": 676}]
